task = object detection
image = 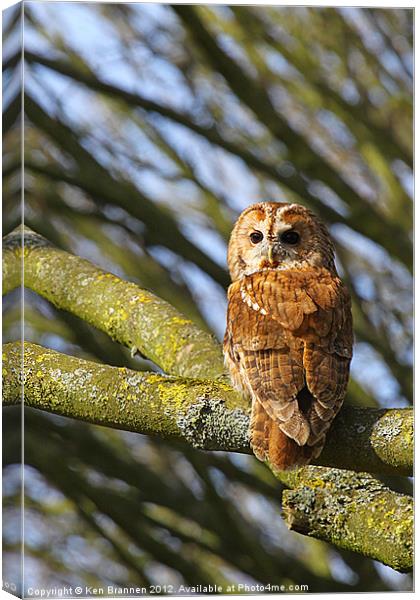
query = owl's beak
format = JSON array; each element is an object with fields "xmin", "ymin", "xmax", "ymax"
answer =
[{"xmin": 267, "ymin": 245, "xmax": 275, "ymax": 265}]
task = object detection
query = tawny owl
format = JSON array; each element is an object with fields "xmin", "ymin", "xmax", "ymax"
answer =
[{"xmin": 223, "ymin": 202, "xmax": 353, "ymax": 470}]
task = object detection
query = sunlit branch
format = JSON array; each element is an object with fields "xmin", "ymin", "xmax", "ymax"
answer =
[
  {"xmin": 2, "ymin": 341, "xmax": 413, "ymax": 477},
  {"xmin": 3, "ymin": 226, "xmax": 225, "ymax": 380}
]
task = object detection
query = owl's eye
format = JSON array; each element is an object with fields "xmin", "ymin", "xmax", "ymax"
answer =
[
  {"xmin": 250, "ymin": 231, "xmax": 264, "ymax": 244},
  {"xmin": 280, "ymin": 230, "xmax": 300, "ymax": 245}
]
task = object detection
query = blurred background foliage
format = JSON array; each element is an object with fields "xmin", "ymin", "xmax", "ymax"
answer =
[{"xmin": 2, "ymin": 2, "xmax": 413, "ymax": 594}]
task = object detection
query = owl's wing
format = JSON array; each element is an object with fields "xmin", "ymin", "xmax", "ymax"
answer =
[
  {"xmin": 241, "ymin": 344, "xmax": 310, "ymax": 446},
  {"xmin": 302, "ymin": 283, "xmax": 353, "ymax": 447},
  {"xmin": 226, "ymin": 273, "xmax": 313, "ymax": 445},
  {"xmin": 225, "ymin": 270, "xmax": 352, "ymax": 466}
]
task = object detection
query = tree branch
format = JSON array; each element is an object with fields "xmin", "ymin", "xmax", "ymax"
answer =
[
  {"xmin": 3, "ymin": 226, "xmax": 226, "ymax": 380},
  {"xmin": 3, "ymin": 341, "xmax": 250, "ymax": 453},
  {"xmin": 3, "ymin": 226, "xmax": 413, "ymax": 475},
  {"xmin": 3, "ymin": 341, "xmax": 413, "ymax": 571},
  {"xmin": 3, "ymin": 223, "xmax": 413, "ymax": 572},
  {"xmin": 3, "ymin": 341, "xmax": 412, "ymax": 477},
  {"xmin": 279, "ymin": 466, "xmax": 413, "ymax": 573}
]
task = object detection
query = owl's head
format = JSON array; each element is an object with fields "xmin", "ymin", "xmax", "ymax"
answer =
[{"xmin": 227, "ymin": 202, "xmax": 336, "ymax": 281}]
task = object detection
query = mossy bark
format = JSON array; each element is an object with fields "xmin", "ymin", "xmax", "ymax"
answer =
[
  {"xmin": 317, "ymin": 405, "xmax": 413, "ymax": 476},
  {"xmin": 3, "ymin": 344, "xmax": 413, "ymax": 572},
  {"xmin": 2, "ymin": 226, "xmax": 414, "ymax": 573},
  {"xmin": 3, "ymin": 226, "xmax": 226, "ymax": 380},
  {"xmin": 279, "ymin": 466, "xmax": 413, "ymax": 573},
  {"xmin": 3, "ymin": 341, "xmax": 250, "ymax": 453},
  {"xmin": 3, "ymin": 342, "xmax": 413, "ymax": 476}
]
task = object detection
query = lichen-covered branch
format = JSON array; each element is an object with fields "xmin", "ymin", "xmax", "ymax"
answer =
[
  {"xmin": 278, "ymin": 466, "xmax": 413, "ymax": 573},
  {"xmin": 2, "ymin": 226, "xmax": 414, "ymax": 572},
  {"xmin": 3, "ymin": 227, "xmax": 413, "ymax": 471},
  {"xmin": 2, "ymin": 342, "xmax": 413, "ymax": 476},
  {"xmin": 316, "ymin": 405, "xmax": 413, "ymax": 476},
  {"xmin": 3, "ymin": 341, "xmax": 250, "ymax": 453},
  {"xmin": 3, "ymin": 226, "xmax": 225, "ymax": 380},
  {"xmin": 3, "ymin": 342, "xmax": 413, "ymax": 571}
]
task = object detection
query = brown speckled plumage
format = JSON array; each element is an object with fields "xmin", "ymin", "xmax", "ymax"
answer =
[{"xmin": 224, "ymin": 202, "xmax": 353, "ymax": 470}]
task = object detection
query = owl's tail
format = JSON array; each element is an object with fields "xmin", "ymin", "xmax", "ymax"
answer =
[{"xmin": 250, "ymin": 400, "xmax": 322, "ymax": 471}]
